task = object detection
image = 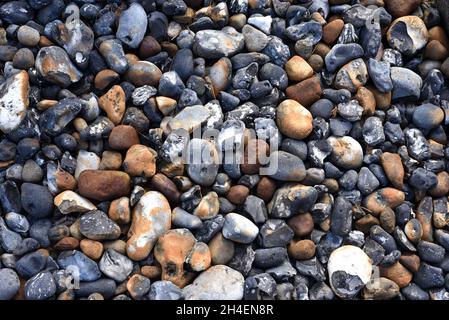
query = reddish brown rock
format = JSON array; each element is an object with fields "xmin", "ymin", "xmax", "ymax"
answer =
[
  {"xmin": 288, "ymin": 213, "xmax": 314, "ymax": 237},
  {"xmin": 150, "ymin": 173, "xmax": 181, "ymax": 204},
  {"xmin": 380, "ymin": 152, "xmax": 404, "ymax": 190},
  {"xmin": 285, "ymin": 76, "xmax": 322, "ymax": 107},
  {"xmin": 99, "ymin": 151, "xmax": 123, "ymax": 170},
  {"xmin": 256, "ymin": 177, "xmax": 277, "ymax": 203},
  {"xmin": 384, "ymin": 0, "xmax": 422, "ymax": 18},
  {"xmin": 323, "ymin": 19, "xmax": 344, "ymax": 45},
  {"xmin": 139, "ymin": 36, "xmax": 162, "ymax": 59},
  {"xmin": 380, "ymin": 262, "xmax": 413, "ymax": 288},
  {"xmin": 363, "ymin": 188, "xmax": 405, "ymax": 216},
  {"xmin": 94, "ymin": 69, "xmax": 119, "ymax": 90},
  {"xmin": 108, "ymin": 125, "xmax": 140, "ymax": 150},
  {"xmin": 78, "ymin": 170, "xmax": 131, "ymax": 201}
]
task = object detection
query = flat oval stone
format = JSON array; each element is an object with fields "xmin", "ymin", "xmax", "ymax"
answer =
[
  {"xmin": 35, "ymin": 46, "xmax": 82, "ymax": 87},
  {"xmin": 268, "ymin": 151, "xmax": 306, "ymax": 182},
  {"xmin": 412, "ymin": 103, "xmax": 444, "ymax": 130},
  {"xmin": 78, "ymin": 170, "xmax": 131, "ymax": 201},
  {"xmin": 125, "ymin": 61, "xmax": 162, "ymax": 87},
  {"xmin": 276, "ymin": 99, "xmax": 313, "ymax": 140},
  {"xmin": 0, "ymin": 71, "xmax": 29, "ymax": 134}
]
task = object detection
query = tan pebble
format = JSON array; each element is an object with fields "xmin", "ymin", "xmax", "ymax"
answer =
[
  {"xmin": 276, "ymin": 99, "xmax": 313, "ymax": 140},
  {"xmin": 363, "ymin": 188, "xmax": 405, "ymax": 216},
  {"xmin": 288, "ymin": 239, "xmax": 316, "ymax": 260},
  {"xmin": 380, "ymin": 262, "xmax": 413, "ymax": 288},
  {"xmin": 78, "ymin": 170, "xmax": 131, "ymax": 201},
  {"xmin": 94, "ymin": 69, "xmax": 119, "ymax": 90},
  {"xmin": 123, "ymin": 144, "xmax": 157, "ymax": 178},
  {"xmin": 322, "ymin": 19, "xmax": 344, "ymax": 45},
  {"xmin": 208, "ymin": 232, "xmax": 235, "ymax": 265},
  {"xmin": 380, "ymin": 152, "xmax": 404, "ymax": 190},
  {"xmin": 285, "ymin": 55, "xmax": 314, "ymax": 82},
  {"xmin": 98, "ymin": 85, "xmax": 125, "ymax": 125},
  {"xmin": 80, "ymin": 239, "xmax": 104, "ymax": 260},
  {"xmin": 99, "ymin": 151, "xmax": 122, "ymax": 170}
]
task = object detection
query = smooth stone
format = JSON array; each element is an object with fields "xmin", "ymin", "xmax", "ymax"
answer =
[
  {"xmin": 390, "ymin": 67, "xmax": 422, "ymax": 101},
  {"xmin": 327, "ymin": 136, "xmax": 364, "ymax": 170},
  {"xmin": 20, "ymin": 183, "xmax": 53, "ymax": 218},
  {"xmin": 183, "ymin": 265, "xmax": 244, "ymax": 300},
  {"xmin": 116, "ymin": 3, "xmax": 147, "ymax": 48},
  {"xmin": 268, "ymin": 151, "xmax": 306, "ymax": 182},
  {"xmin": 149, "ymin": 280, "xmax": 184, "ymax": 300},
  {"xmin": 99, "ymin": 249, "xmax": 133, "ymax": 282},
  {"xmin": 24, "ymin": 272, "xmax": 56, "ymax": 300},
  {"xmin": 0, "ymin": 268, "xmax": 20, "ymax": 300},
  {"xmin": 186, "ymin": 139, "xmax": 219, "ymax": 187},
  {"xmin": 57, "ymin": 250, "xmax": 101, "ymax": 282},
  {"xmin": 328, "ymin": 245, "xmax": 373, "ymax": 299},
  {"xmin": 80, "ymin": 210, "xmax": 121, "ymax": 241},
  {"xmin": 222, "ymin": 213, "xmax": 259, "ymax": 244},
  {"xmin": 242, "ymin": 24, "xmax": 268, "ymax": 52}
]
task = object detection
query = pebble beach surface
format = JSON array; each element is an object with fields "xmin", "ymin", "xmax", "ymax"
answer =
[{"xmin": 1, "ymin": 0, "xmax": 449, "ymax": 301}]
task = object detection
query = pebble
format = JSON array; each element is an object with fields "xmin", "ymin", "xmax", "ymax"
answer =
[
  {"xmin": 193, "ymin": 28, "xmax": 244, "ymax": 59},
  {"xmin": 78, "ymin": 170, "xmax": 131, "ymax": 201},
  {"xmin": 24, "ymin": 272, "xmax": 56, "ymax": 300},
  {"xmin": 20, "ymin": 183, "xmax": 53, "ymax": 218},
  {"xmin": 0, "ymin": 268, "xmax": 20, "ymax": 300},
  {"xmin": 183, "ymin": 265, "xmax": 244, "ymax": 300},
  {"xmin": 126, "ymin": 191, "xmax": 171, "ymax": 261},
  {"xmin": 35, "ymin": 46, "xmax": 82, "ymax": 87},
  {"xmin": 57, "ymin": 250, "xmax": 101, "ymax": 282},
  {"xmin": 116, "ymin": 3, "xmax": 147, "ymax": 49},
  {"xmin": 222, "ymin": 213, "xmax": 259, "ymax": 244},
  {"xmin": 99, "ymin": 249, "xmax": 133, "ymax": 282},
  {"xmin": 327, "ymin": 245, "xmax": 373, "ymax": 299},
  {"xmin": 0, "ymin": 71, "xmax": 29, "ymax": 134},
  {"xmin": 276, "ymin": 99, "xmax": 313, "ymax": 140},
  {"xmin": 148, "ymin": 281, "xmax": 184, "ymax": 300},
  {"xmin": 362, "ymin": 277, "xmax": 400, "ymax": 300}
]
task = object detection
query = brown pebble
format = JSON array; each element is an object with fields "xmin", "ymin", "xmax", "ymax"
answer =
[
  {"xmin": 256, "ymin": 177, "xmax": 277, "ymax": 203},
  {"xmin": 208, "ymin": 232, "xmax": 235, "ymax": 265},
  {"xmin": 109, "ymin": 197, "xmax": 131, "ymax": 224},
  {"xmin": 80, "ymin": 239, "xmax": 104, "ymax": 260},
  {"xmin": 286, "ymin": 76, "xmax": 322, "ymax": 107},
  {"xmin": 430, "ymin": 171, "xmax": 449, "ymax": 197},
  {"xmin": 384, "ymin": 0, "xmax": 421, "ymax": 18},
  {"xmin": 140, "ymin": 265, "xmax": 162, "ymax": 279},
  {"xmin": 227, "ymin": 185, "xmax": 250, "ymax": 205},
  {"xmin": 94, "ymin": 69, "xmax": 120, "ymax": 90},
  {"xmin": 288, "ymin": 239, "xmax": 316, "ymax": 260},
  {"xmin": 379, "ymin": 208, "xmax": 396, "ymax": 234},
  {"xmin": 368, "ymin": 85, "xmax": 392, "ymax": 110},
  {"xmin": 241, "ymin": 139, "xmax": 270, "ymax": 175},
  {"xmin": 425, "ymin": 40, "xmax": 448, "ymax": 60},
  {"xmin": 404, "ymin": 218, "xmax": 423, "ymax": 244},
  {"xmin": 108, "ymin": 125, "xmax": 140, "ymax": 150},
  {"xmin": 99, "ymin": 151, "xmax": 122, "ymax": 170},
  {"xmin": 150, "ymin": 173, "xmax": 181, "ymax": 204},
  {"xmin": 185, "ymin": 242, "xmax": 211, "ymax": 272},
  {"xmin": 124, "ymin": 61, "xmax": 162, "ymax": 87},
  {"xmin": 78, "ymin": 170, "xmax": 131, "ymax": 201},
  {"xmin": 193, "ymin": 191, "xmax": 219, "ymax": 220},
  {"xmin": 126, "ymin": 274, "xmax": 151, "ymax": 299},
  {"xmin": 380, "ymin": 152, "xmax": 404, "ymax": 190},
  {"xmin": 399, "ymin": 253, "xmax": 421, "ymax": 273},
  {"xmin": 355, "ymin": 87, "xmax": 376, "ymax": 116},
  {"xmin": 139, "ymin": 36, "xmax": 162, "ymax": 59},
  {"xmin": 363, "ymin": 188, "xmax": 405, "ymax": 216},
  {"xmin": 416, "ymin": 197, "xmax": 433, "ymax": 242},
  {"xmin": 323, "ymin": 19, "xmax": 344, "ymax": 45},
  {"xmin": 355, "ymin": 214, "xmax": 380, "ymax": 234},
  {"xmin": 314, "ymin": 42, "xmax": 331, "ymax": 58},
  {"xmin": 288, "ymin": 213, "xmax": 314, "ymax": 237},
  {"xmin": 123, "ymin": 144, "xmax": 157, "ymax": 178},
  {"xmin": 55, "ymin": 168, "xmax": 77, "ymax": 191},
  {"xmin": 209, "ymin": 57, "xmax": 232, "ymax": 96},
  {"xmin": 428, "ymin": 26, "xmax": 449, "ymax": 50},
  {"xmin": 54, "ymin": 237, "xmax": 79, "ymax": 251},
  {"xmin": 98, "ymin": 85, "xmax": 126, "ymax": 125},
  {"xmin": 380, "ymin": 262, "xmax": 413, "ymax": 288}
]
